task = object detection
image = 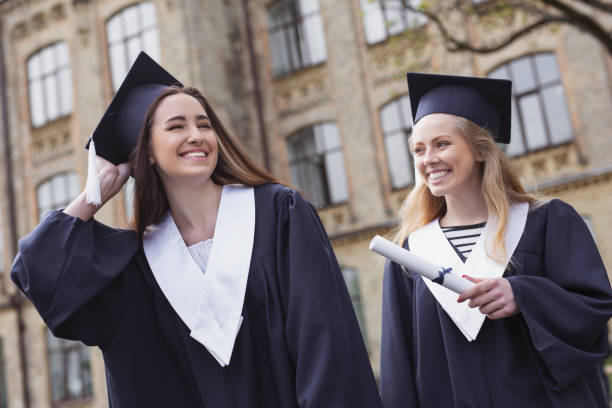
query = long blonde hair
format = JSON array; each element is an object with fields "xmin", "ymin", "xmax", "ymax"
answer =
[{"xmin": 395, "ymin": 116, "xmax": 538, "ymax": 262}]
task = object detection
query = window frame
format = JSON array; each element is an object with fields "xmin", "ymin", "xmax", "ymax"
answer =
[
  {"xmin": 380, "ymin": 94, "xmax": 415, "ymax": 190},
  {"xmin": 488, "ymin": 52, "xmax": 574, "ymax": 157},
  {"xmin": 267, "ymin": 0, "xmax": 327, "ymax": 77},
  {"xmin": 287, "ymin": 122, "xmax": 349, "ymax": 208},
  {"xmin": 341, "ymin": 267, "xmax": 368, "ymax": 346},
  {"xmin": 46, "ymin": 330, "xmax": 93, "ymax": 406},
  {"xmin": 361, "ymin": 0, "xmax": 426, "ymax": 45},
  {"xmin": 106, "ymin": 2, "xmax": 160, "ymax": 92},
  {"xmin": 26, "ymin": 42, "xmax": 73, "ymax": 128},
  {"xmin": 36, "ymin": 172, "xmax": 80, "ymax": 220}
]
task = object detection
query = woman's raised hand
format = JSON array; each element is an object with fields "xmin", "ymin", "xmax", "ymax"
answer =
[
  {"xmin": 64, "ymin": 156, "xmax": 131, "ymax": 221},
  {"xmin": 457, "ymin": 276, "xmax": 519, "ymax": 319}
]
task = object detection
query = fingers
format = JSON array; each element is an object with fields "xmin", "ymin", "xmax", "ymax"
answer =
[
  {"xmin": 457, "ymin": 277, "xmax": 519, "ymax": 319},
  {"xmin": 457, "ymin": 278, "xmax": 495, "ymax": 303}
]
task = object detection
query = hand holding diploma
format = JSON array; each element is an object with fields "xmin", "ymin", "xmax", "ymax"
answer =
[{"xmin": 369, "ymin": 235, "xmax": 474, "ymax": 294}]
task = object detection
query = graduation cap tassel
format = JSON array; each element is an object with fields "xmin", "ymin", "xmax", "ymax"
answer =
[{"xmin": 85, "ymin": 138, "xmax": 102, "ymax": 206}]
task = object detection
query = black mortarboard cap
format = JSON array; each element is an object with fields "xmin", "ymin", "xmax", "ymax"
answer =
[
  {"xmin": 87, "ymin": 51, "xmax": 182, "ymax": 164},
  {"xmin": 406, "ymin": 72, "xmax": 512, "ymax": 143}
]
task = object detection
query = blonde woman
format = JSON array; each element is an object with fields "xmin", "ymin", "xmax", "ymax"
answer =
[{"xmin": 380, "ymin": 73, "xmax": 612, "ymax": 407}]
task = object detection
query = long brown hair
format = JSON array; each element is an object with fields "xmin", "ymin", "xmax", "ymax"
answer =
[
  {"xmin": 130, "ymin": 86, "xmax": 280, "ymax": 238},
  {"xmin": 396, "ymin": 116, "xmax": 539, "ymax": 261}
]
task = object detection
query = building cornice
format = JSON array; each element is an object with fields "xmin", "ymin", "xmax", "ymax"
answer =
[{"xmin": 527, "ymin": 165, "xmax": 612, "ymax": 194}]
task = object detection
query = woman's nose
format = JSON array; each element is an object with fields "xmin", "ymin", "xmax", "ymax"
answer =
[
  {"xmin": 423, "ymin": 149, "xmax": 438, "ymax": 165},
  {"xmin": 186, "ymin": 125, "xmax": 203, "ymax": 144}
]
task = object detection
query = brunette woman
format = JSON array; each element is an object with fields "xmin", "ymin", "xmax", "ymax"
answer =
[{"xmin": 12, "ymin": 52, "xmax": 382, "ymax": 408}]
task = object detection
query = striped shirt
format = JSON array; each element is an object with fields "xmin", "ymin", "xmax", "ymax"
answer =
[{"xmin": 441, "ymin": 222, "xmax": 486, "ymax": 260}]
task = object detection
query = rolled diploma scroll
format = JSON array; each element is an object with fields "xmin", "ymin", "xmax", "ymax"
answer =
[{"xmin": 369, "ymin": 235, "xmax": 474, "ymax": 294}]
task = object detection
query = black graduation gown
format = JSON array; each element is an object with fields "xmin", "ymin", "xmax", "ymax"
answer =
[
  {"xmin": 11, "ymin": 183, "xmax": 383, "ymax": 408},
  {"xmin": 380, "ymin": 199, "xmax": 612, "ymax": 408}
]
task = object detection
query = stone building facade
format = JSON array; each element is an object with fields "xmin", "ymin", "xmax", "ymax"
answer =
[{"xmin": 0, "ymin": 0, "xmax": 610, "ymax": 406}]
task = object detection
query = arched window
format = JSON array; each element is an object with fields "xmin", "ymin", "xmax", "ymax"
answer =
[
  {"xmin": 106, "ymin": 2, "xmax": 160, "ymax": 92},
  {"xmin": 27, "ymin": 42, "xmax": 73, "ymax": 127},
  {"xmin": 287, "ymin": 122, "xmax": 349, "ymax": 208},
  {"xmin": 36, "ymin": 172, "xmax": 80, "ymax": 220},
  {"xmin": 380, "ymin": 94, "xmax": 414, "ymax": 189},
  {"xmin": 267, "ymin": 0, "xmax": 327, "ymax": 76},
  {"xmin": 488, "ymin": 53, "xmax": 573, "ymax": 156},
  {"xmin": 361, "ymin": 0, "xmax": 425, "ymax": 45},
  {"xmin": 47, "ymin": 329, "xmax": 93, "ymax": 404}
]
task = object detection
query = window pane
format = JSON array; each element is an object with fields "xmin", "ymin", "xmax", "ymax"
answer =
[
  {"xmin": 298, "ymin": 0, "xmax": 319, "ymax": 15},
  {"xmin": 362, "ymin": 0, "xmax": 386, "ymax": 44},
  {"xmin": 511, "ymin": 57, "xmax": 536, "ymax": 94},
  {"xmin": 289, "ymin": 129, "xmax": 316, "ymax": 159},
  {"xmin": 52, "ymin": 174, "xmax": 67, "ymax": 205},
  {"xmin": 268, "ymin": 1, "xmax": 290, "ymax": 27},
  {"xmin": 58, "ymin": 68, "xmax": 73, "ymax": 115},
  {"xmin": 286, "ymin": 27, "xmax": 301, "ymax": 70},
  {"xmin": 68, "ymin": 173, "xmax": 80, "ymax": 199},
  {"xmin": 66, "ymin": 349, "xmax": 83, "ymax": 398},
  {"xmin": 385, "ymin": 131, "xmax": 412, "ymax": 188},
  {"xmin": 46, "ymin": 331, "xmax": 62, "ymax": 350},
  {"xmin": 535, "ymin": 53, "xmax": 560, "ymax": 85},
  {"xmin": 322, "ymin": 123, "xmax": 341, "ymax": 149},
  {"xmin": 29, "ymin": 80, "xmax": 46, "ymax": 127},
  {"xmin": 27, "ymin": 54, "xmax": 41, "ymax": 79},
  {"xmin": 405, "ymin": 0, "xmax": 426, "ymax": 28},
  {"xmin": 542, "ymin": 85, "xmax": 573, "ymax": 144},
  {"xmin": 385, "ymin": 3, "xmax": 406, "ymax": 36},
  {"xmin": 41, "ymin": 47, "xmax": 55, "ymax": 75},
  {"xmin": 126, "ymin": 37, "xmax": 142, "ymax": 66},
  {"xmin": 341, "ymin": 268, "xmax": 367, "ymax": 344},
  {"xmin": 106, "ymin": 15, "xmax": 123, "ymax": 43},
  {"xmin": 81, "ymin": 346, "xmax": 93, "ymax": 397},
  {"xmin": 488, "ymin": 65, "xmax": 509, "ymax": 81},
  {"xmin": 37, "ymin": 181, "xmax": 52, "ymax": 211},
  {"xmin": 123, "ymin": 6, "xmax": 140, "ymax": 37},
  {"xmin": 519, "ymin": 94, "xmax": 547, "ymax": 150},
  {"xmin": 44, "ymin": 75, "xmax": 59, "ymax": 120},
  {"xmin": 56, "ymin": 43, "xmax": 69, "ymax": 66},
  {"xmin": 381, "ymin": 103, "xmax": 401, "ymax": 133},
  {"xmin": 270, "ymin": 30, "xmax": 290, "ymax": 76},
  {"xmin": 49, "ymin": 351, "xmax": 65, "ymax": 402},
  {"xmin": 140, "ymin": 2, "xmax": 157, "ymax": 28},
  {"xmin": 110, "ymin": 43, "xmax": 128, "ymax": 92},
  {"xmin": 506, "ymin": 99, "xmax": 525, "ymax": 156},
  {"xmin": 325, "ymin": 151, "xmax": 349, "ymax": 204},
  {"xmin": 142, "ymin": 28, "xmax": 160, "ymax": 62},
  {"xmin": 302, "ymin": 14, "xmax": 326, "ymax": 65}
]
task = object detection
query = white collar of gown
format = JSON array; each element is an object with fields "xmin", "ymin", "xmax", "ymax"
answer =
[
  {"xmin": 143, "ymin": 185, "xmax": 255, "ymax": 366},
  {"xmin": 408, "ymin": 202, "xmax": 528, "ymax": 341}
]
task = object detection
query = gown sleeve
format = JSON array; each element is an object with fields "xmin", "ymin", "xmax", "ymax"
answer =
[
  {"xmin": 507, "ymin": 199, "xmax": 612, "ymax": 391},
  {"xmin": 276, "ymin": 190, "xmax": 382, "ymax": 408},
  {"xmin": 10, "ymin": 210, "xmax": 138, "ymax": 347},
  {"xmin": 380, "ymin": 250, "xmax": 419, "ymax": 408}
]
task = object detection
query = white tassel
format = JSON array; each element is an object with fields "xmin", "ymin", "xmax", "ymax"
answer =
[{"xmin": 85, "ymin": 138, "xmax": 102, "ymax": 206}]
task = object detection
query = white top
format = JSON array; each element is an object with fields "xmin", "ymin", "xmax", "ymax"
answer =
[
  {"xmin": 142, "ymin": 185, "xmax": 255, "ymax": 367},
  {"xmin": 188, "ymin": 238, "xmax": 213, "ymax": 274},
  {"xmin": 409, "ymin": 202, "xmax": 528, "ymax": 341}
]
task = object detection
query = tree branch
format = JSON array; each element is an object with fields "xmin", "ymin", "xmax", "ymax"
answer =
[
  {"xmin": 573, "ymin": 0, "xmax": 612, "ymax": 14},
  {"xmin": 419, "ymin": 7, "xmax": 568, "ymax": 54},
  {"xmin": 540, "ymin": 0, "xmax": 612, "ymax": 54}
]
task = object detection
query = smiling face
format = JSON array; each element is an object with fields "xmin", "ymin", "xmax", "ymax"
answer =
[
  {"xmin": 149, "ymin": 93, "xmax": 219, "ymax": 186},
  {"xmin": 411, "ymin": 113, "xmax": 483, "ymax": 200}
]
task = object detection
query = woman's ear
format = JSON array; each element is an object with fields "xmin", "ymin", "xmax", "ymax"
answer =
[{"xmin": 149, "ymin": 155, "xmax": 155, "ymax": 165}]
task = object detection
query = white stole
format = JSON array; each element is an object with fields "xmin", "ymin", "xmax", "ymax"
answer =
[
  {"xmin": 409, "ymin": 202, "xmax": 528, "ymax": 341},
  {"xmin": 143, "ymin": 185, "xmax": 255, "ymax": 366}
]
